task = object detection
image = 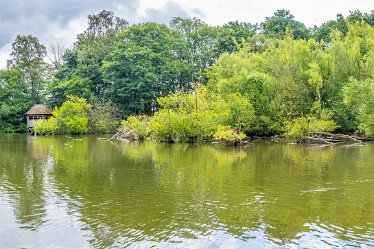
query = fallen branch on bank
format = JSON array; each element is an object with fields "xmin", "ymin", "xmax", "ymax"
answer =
[
  {"xmin": 106, "ymin": 130, "xmax": 138, "ymax": 142},
  {"xmin": 302, "ymin": 132, "xmax": 373, "ymax": 145}
]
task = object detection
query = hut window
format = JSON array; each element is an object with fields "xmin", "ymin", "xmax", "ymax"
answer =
[{"xmin": 29, "ymin": 115, "xmax": 40, "ymax": 120}]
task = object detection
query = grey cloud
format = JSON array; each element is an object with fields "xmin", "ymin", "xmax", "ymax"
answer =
[
  {"xmin": 0, "ymin": 0, "xmax": 139, "ymax": 22},
  {"xmin": 0, "ymin": 0, "xmax": 195, "ymax": 67},
  {"xmin": 0, "ymin": 0, "xmax": 141, "ymax": 48},
  {"xmin": 191, "ymin": 8, "xmax": 205, "ymax": 18},
  {"xmin": 141, "ymin": 2, "xmax": 190, "ymax": 24}
]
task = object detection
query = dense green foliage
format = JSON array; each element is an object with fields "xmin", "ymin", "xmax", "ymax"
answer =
[
  {"xmin": 0, "ymin": 35, "xmax": 48, "ymax": 132},
  {"xmin": 102, "ymin": 22, "xmax": 190, "ymax": 115},
  {"xmin": 34, "ymin": 96, "xmax": 91, "ymax": 135},
  {"xmin": 88, "ymin": 101, "xmax": 121, "ymax": 134},
  {"xmin": 285, "ymin": 117, "xmax": 338, "ymax": 140},
  {"xmin": 313, "ymin": 10, "xmax": 374, "ymax": 42},
  {"xmin": 2, "ymin": 9, "xmax": 374, "ymax": 139},
  {"xmin": 121, "ymin": 115, "xmax": 150, "ymax": 140},
  {"xmin": 148, "ymin": 86, "xmax": 228, "ymax": 142},
  {"xmin": 210, "ymin": 22, "xmax": 374, "ymax": 137},
  {"xmin": 261, "ymin": 9, "xmax": 310, "ymax": 39},
  {"xmin": 213, "ymin": 125, "xmax": 246, "ymax": 144},
  {"xmin": 121, "ymin": 85, "xmax": 253, "ymax": 142},
  {"xmin": 0, "ymin": 69, "xmax": 33, "ymax": 132},
  {"xmin": 34, "ymin": 96, "xmax": 120, "ymax": 135}
]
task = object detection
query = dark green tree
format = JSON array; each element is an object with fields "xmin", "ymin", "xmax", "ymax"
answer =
[
  {"xmin": 102, "ymin": 22, "xmax": 190, "ymax": 115},
  {"xmin": 0, "ymin": 69, "xmax": 33, "ymax": 131},
  {"xmin": 216, "ymin": 21, "xmax": 257, "ymax": 54},
  {"xmin": 48, "ymin": 10, "xmax": 128, "ymax": 107},
  {"xmin": 76, "ymin": 10, "xmax": 129, "ymax": 65},
  {"xmin": 170, "ymin": 17, "xmax": 218, "ymax": 84},
  {"xmin": 312, "ymin": 14, "xmax": 348, "ymax": 42},
  {"xmin": 7, "ymin": 35, "xmax": 48, "ymax": 103},
  {"xmin": 261, "ymin": 9, "xmax": 310, "ymax": 39}
]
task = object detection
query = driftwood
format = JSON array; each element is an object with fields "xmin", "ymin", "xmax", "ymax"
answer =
[
  {"xmin": 305, "ymin": 136, "xmax": 335, "ymax": 145},
  {"xmin": 302, "ymin": 131, "xmax": 374, "ymax": 146},
  {"xmin": 107, "ymin": 130, "xmax": 138, "ymax": 142}
]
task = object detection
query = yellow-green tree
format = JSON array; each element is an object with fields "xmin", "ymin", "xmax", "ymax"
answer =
[{"xmin": 35, "ymin": 96, "xmax": 91, "ymax": 135}]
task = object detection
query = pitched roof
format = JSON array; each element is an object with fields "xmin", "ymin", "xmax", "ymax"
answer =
[{"xmin": 25, "ymin": 104, "xmax": 53, "ymax": 115}]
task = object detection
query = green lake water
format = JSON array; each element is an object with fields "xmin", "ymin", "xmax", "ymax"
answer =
[{"xmin": 0, "ymin": 134, "xmax": 374, "ymax": 248}]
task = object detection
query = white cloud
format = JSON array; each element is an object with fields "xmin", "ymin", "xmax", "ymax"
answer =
[{"xmin": 0, "ymin": 45, "xmax": 11, "ymax": 68}]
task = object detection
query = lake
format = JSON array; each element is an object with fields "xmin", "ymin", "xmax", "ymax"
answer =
[{"xmin": 0, "ymin": 134, "xmax": 373, "ymax": 248}]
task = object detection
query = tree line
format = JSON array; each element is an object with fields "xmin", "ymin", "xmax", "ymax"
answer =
[{"xmin": 1, "ymin": 9, "xmax": 374, "ymax": 141}]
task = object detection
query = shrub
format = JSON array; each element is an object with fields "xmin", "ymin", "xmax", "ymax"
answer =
[
  {"xmin": 226, "ymin": 93, "xmax": 255, "ymax": 132},
  {"xmin": 121, "ymin": 115, "xmax": 150, "ymax": 140},
  {"xmin": 286, "ymin": 117, "xmax": 338, "ymax": 140},
  {"xmin": 148, "ymin": 86, "xmax": 231, "ymax": 142},
  {"xmin": 54, "ymin": 96, "xmax": 91, "ymax": 135},
  {"xmin": 285, "ymin": 117, "xmax": 310, "ymax": 140},
  {"xmin": 33, "ymin": 96, "xmax": 91, "ymax": 135},
  {"xmin": 148, "ymin": 110, "xmax": 178, "ymax": 142},
  {"xmin": 34, "ymin": 118, "xmax": 59, "ymax": 135},
  {"xmin": 89, "ymin": 101, "xmax": 121, "ymax": 134},
  {"xmin": 213, "ymin": 125, "xmax": 246, "ymax": 144},
  {"xmin": 309, "ymin": 119, "xmax": 338, "ymax": 132}
]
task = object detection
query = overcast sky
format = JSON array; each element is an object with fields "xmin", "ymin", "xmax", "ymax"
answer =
[{"xmin": 1, "ymin": 0, "xmax": 373, "ymax": 68}]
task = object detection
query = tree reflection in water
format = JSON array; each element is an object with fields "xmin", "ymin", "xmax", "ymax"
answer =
[{"xmin": 0, "ymin": 134, "xmax": 373, "ymax": 248}]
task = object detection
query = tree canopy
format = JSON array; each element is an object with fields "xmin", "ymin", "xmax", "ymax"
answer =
[{"xmin": 2, "ymin": 9, "xmax": 374, "ymax": 138}]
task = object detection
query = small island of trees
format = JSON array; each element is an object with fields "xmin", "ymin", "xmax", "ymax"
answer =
[{"xmin": 1, "ymin": 9, "xmax": 374, "ymax": 144}]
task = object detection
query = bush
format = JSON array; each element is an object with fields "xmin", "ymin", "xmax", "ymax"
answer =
[
  {"xmin": 121, "ymin": 115, "xmax": 150, "ymax": 140},
  {"xmin": 34, "ymin": 118, "xmax": 59, "ymax": 135},
  {"xmin": 148, "ymin": 110, "xmax": 179, "ymax": 142},
  {"xmin": 286, "ymin": 117, "xmax": 338, "ymax": 140},
  {"xmin": 54, "ymin": 96, "xmax": 91, "ymax": 135},
  {"xmin": 213, "ymin": 125, "xmax": 246, "ymax": 144},
  {"xmin": 285, "ymin": 117, "xmax": 310, "ymax": 140},
  {"xmin": 33, "ymin": 96, "xmax": 92, "ymax": 135},
  {"xmin": 309, "ymin": 119, "xmax": 338, "ymax": 132},
  {"xmin": 149, "ymin": 87, "xmax": 214, "ymax": 142},
  {"xmin": 226, "ymin": 93, "xmax": 255, "ymax": 132},
  {"xmin": 89, "ymin": 101, "xmax": 121, "ymax": 134}
]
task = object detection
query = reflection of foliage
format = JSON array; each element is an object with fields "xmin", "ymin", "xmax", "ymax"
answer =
[
  {"xmin": 2, "ymin": 135, "xmax": 374, "ymax": 247},
  {"xmin": 0, "ymin": 135, "xmax": 48, "ymax": 229},
  {"xmin": 212, "ymin": 146, "xmax": 247, "ymax": 168}
]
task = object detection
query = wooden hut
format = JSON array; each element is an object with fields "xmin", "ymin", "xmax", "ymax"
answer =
[{"xmin": 25, "ymin": 104, "xmax": 53, "ymax": 130}]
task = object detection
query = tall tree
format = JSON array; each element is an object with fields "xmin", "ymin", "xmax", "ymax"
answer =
[
  {"xmin": 261, "ymin": 9, "xmax": 310, "ymax": 39},
  {"xmin": 75, "ymin": 10, "xmax": 129, "ymax": 97},
  {"xmin": 49, "ymin": 10, "xmax": 128, "ymax": 106},
  {"xmin": 76, "ymin": 10, "xmax": 128, "ymax": 65},
  {"xmin": 216, "ymin": 21, "xmax": 257, "ymax": 54},
  {"xmin": 7, "ymin": 35, "xmax": 48, "ymax": 103},
  {"xmin": 0, "ymin": 69, "xmax": 33, "ymax": 131},
  {"xmin": 312, "ymin": 14, "xmax": 348, "ymax": 42},
  {"xmin": 170, "ymin": 17, "xmax": 218, "ymax": 84},
  {"xmin": 102, "ymin": 22, "xmax": 190, "ymax": 115}
]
